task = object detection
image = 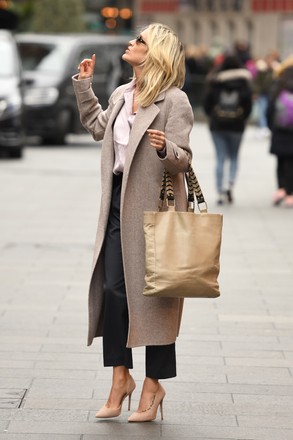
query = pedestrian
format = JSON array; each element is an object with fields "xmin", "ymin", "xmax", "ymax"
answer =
[
  {"xmin": 253, "ymin": 51, "xmax": 280, "ymax": 139},
  {"xmin": 72, "ymin": 23, "xmax": 194, "ymax": 422},
  {"xmin": 266, "ymin": 56, "xmax": 293, "ymax": 208},
  {"xmin": 203, "ymin": 53, "xmax": 253, "ymax": 204}
]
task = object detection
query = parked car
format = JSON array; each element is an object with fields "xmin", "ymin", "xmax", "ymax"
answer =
[
  {"xmin": 16, "ymin": 33, "xmax": 133, "ymax": 144},
  {"xmin": 0, "ymin": 30, "xmax": 25, "ymax": 158}
]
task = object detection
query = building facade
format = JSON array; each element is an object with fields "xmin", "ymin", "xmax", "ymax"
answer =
[{"xmin": 133, "ymin": 0, "xmax": 293, "ymax": 59}]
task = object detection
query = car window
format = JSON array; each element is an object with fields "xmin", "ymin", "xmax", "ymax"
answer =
[
  {"xmin": 0, "ymin": 41, "xmax": 16, "ymax": 76},
  {"xmin": 78, "ymin": 46, "xmax": 111, "ymax": 74},
  {"xmin": 17, "ymin": 41, "xmax": 71, "ymax": 74},
  {"xmin": 77, "ymin": 44, "xmax": 128, "ymax": 71}
]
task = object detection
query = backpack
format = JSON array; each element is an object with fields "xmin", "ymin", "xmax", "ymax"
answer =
[
  {"xmin": 274, "ymin": 90, "xmax": 293, "ymax": 130},
  {"xmin": 213, "ymin": 89, "xmax": 244, "ymax": 122}
]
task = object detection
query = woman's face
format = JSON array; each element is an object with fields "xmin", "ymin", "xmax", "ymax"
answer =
[{"xmin": 122, "ymin": 29, "xmax": 148, "ymax": 67}]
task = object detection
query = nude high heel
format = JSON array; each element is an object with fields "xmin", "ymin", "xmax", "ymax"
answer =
[
  {"xmin": 95, "ymin": 375, "xmax": 136, "ymax": 419},
  {"xmin": 128, "ymin": 383, "xmax": 166, "ymax": 422}
]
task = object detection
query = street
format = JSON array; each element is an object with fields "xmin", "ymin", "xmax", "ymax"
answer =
[{"xmin": 0, "ymin": 122, "xmax": 293, "ymax": 439}]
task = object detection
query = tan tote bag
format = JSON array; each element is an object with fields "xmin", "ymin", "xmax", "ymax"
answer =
[{"xmin": 143, "ymin": 164, "xmax": 223, "ymax": 299}]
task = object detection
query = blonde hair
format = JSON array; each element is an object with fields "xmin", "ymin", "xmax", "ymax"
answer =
[
  {"xmin": 274, "ymin": 55, "xmax": 293, "ymax": 78},
  {"xmin": 136, "ymin": 23, "xmax": 185, "ymax": 107}
]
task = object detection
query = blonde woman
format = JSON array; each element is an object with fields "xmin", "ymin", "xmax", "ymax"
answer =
[{"xmin": 73, "ymin": 23, "xmax": 193, "ymax": 422}]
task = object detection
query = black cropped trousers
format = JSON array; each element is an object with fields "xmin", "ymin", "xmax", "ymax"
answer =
[
  {"xmin": 277, "ymin": 156, "xmax": 293, "ymax": 195},
  {"xmin": 102, "ymin": 173, "xmax": 176, "ymax": 380}
]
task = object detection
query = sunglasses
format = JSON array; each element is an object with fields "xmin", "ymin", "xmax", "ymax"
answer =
[{"xmin": 135, "ymin": 35, "xmax": 147, "ymax": 45}]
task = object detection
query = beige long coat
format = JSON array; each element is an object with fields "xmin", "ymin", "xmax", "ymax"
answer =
[{"xmin": 72, "ymin": 76, "xmax": 194, "ymax": 347}]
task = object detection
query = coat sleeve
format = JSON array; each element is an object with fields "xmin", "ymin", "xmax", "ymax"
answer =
[
  {"xmin": 159, "ymin": 89, "xmax": 194, "ymax": 175},
  {"xmin": 72, "ymin": 75, "xmax": 116, "ymax": 142}
]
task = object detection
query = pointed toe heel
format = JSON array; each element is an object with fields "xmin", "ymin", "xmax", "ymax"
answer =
[
  {"xmin": 95, "ymin": 375, "xmax": 136, "ymax": 419},
  {"xmin": 95, "ymin": 404, "xmax": 122, "ymax": 419},
  {"xmin": 128, "ymin": 383, "xmax": 165, "ymax": 423}
]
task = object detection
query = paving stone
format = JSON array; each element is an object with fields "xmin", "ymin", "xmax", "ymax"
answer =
[
  {"xmin": 9, "ymin": 409, "xmax": 88, "ymax": 422},
  {"xmin": 33, "ymin": 361, "xmax": 100, "ymax": 371},
  {"xmin": 238, "ymin": 415, "xmax": 293, "ymax": 429},
  {"xmin": 161, "ymin": 425, "xmax": 293, "ymax": 439},
  {"xmin": 226, "ymin": 366, "xmax": 292, "ymax": 385},
  {"xmin": 3, "ymin": 352, "xmax": 98, "ymax": 363},
  {"xmin": 23, "ymin": 398, "xmax": 100, "ymax": 411},
  {"xmin": 0, "ymin": 421, "xmax": 9, "ymax": 431},
  {"xmin": 6, "ymin": 420, "xmax": 160, "ymax": 435},
  {"xmin": 233, "ymin": 393, "xmax": 293, "ymax": 406},
  {"xmin": 37, "ymin": 343, "xmax": 110, "ymax": 354},
  {"xmin": 168, "ymin": 382, "xmax": 293, "ymax": 396},
  {"xmin": 0, "ymin": 369, "xmax": 96, "ymax": 380},
  {"xmin": 0, "ymin": 435, "xmax": 80, "ymax": 439},
  {"xmin": 0, "ymin": 379, "xmax": 32, "ymax": 389},
  {"xmin": 0, "ymin": 400, "xmax": 21, "ymax": 410},
  {"xmin": 284, "ymin": 351, "xmax": 293, "ymax": 359},
  {"xmin": 0, "ymin": 409, "xmax": 13, "ymax": 420},
  {"xmin": 0, "ymin": 344, "xmax": 42, "ymax": 353},
  {"xmin": 225, "ymin": 357, "xmax": 293, "ymax": 367},
  {"xmin": 28, "ymin": 379, "xmax": 94, "ymax": 399},
  {"xmin": 0, "ymin": 390, "xmax": 26, "ymax": 410},
  {"xmin": 222, "ymin": 350, "xmax": 283, "ymax": 358},
  {"xmin": 82, "ymin": 438, "xmax": 233, "ymax": 440},
  {"xmin": 0, "ymin": 361, "xmax": 35, "ymax": 369}
]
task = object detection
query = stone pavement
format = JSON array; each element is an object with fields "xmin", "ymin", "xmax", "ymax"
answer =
[{"xmin": 0, "ymin": 123, "xmax": 293, "ymax": 440}]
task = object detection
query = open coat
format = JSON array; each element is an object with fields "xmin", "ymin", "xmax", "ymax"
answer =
[{"xmin": 72, "ymin": 76, "xmax": 194, "ymax": 347}]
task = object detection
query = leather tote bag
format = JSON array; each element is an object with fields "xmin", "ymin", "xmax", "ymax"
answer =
[{"xmin": 143, "ymin": 164, "xmax": 223, "ymax": 299}]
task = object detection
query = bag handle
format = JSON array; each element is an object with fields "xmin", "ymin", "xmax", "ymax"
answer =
[{"xmin": 159, "ymin": 163, "xmax": 208, "ymax": 213}]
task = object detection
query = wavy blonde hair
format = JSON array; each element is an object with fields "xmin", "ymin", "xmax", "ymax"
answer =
[{"xmin": 136, "ymin": 23, "xmax": 185, "ymax": 107}]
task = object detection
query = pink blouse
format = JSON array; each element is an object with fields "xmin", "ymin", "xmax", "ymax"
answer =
[{"xmin": 113, "ymin": 79, "xmax": 136, "ymax": 175}]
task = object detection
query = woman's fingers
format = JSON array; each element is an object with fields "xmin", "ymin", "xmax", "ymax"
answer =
[
  {"xmin": 91, "ymin": 53, "xmax": 96, "ymax": 68},
  {"xmin": 78, "ymin": 54, "xmax": 96, "ymax": 79},
  {"xmin": 147, "ymin": 129, "xmax": 166, "ymax": 150}
]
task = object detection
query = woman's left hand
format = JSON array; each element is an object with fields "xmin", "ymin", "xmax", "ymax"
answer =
[{"xmin": 147, "ymin": 129, "xmax": 166, "ymax": 151}]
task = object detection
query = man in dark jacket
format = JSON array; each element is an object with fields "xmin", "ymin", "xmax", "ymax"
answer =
[{"xmin": 203, "ymin": 53, "xmax": 252, "ymax": 204}]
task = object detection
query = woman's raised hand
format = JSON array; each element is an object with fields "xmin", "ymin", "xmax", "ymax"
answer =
[{"xmin": 78, "ymin": 54, "xmax": 96, "ymax": 80}]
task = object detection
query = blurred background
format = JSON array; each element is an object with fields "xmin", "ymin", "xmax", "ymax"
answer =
[{"xmin": 0, "ymin": 0, "xmax": 293, "ymax": 157}]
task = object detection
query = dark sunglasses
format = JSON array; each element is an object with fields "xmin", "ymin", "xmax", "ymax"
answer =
[{"xmin": 135, "ymin": 35, "xmax": 147, "ymax": 45}]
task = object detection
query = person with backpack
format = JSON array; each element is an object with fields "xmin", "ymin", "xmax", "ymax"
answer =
[
  {"xmin": 203, "ymin": 53, "xmax": 253, "ymax": 204},
  {"xmin": 266, "ymin": 57, "xmax": 293, "ymax": 208}
]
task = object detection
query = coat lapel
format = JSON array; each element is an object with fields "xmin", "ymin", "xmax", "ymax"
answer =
[
  {"xmin": 100, "ymin": 94, "xmax": 125, "ymax": 181},
  {"xmin": 122, "ymin": 91, "xmax": 165, "ymax": 181}
]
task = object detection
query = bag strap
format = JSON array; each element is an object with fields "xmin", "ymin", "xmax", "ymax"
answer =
[{"xmin": 159, "ymin": 163, "xmax": 207, "ymax": 213}]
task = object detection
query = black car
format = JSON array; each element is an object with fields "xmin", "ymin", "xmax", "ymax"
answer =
[
  {"xmin": 0, "ymin": 30, "xmax": 25, "ymax": 158},
  {"xmin": 16, "ymin": 33, "xmax": 132, "ymax": 145}
]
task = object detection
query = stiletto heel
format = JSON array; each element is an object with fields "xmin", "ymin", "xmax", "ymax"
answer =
[
  {"xmin": 128, "ymin": 391, "xmax": 132, "ymax": 411},
  {"xmin": 95, "ymin": 375, "xmax": 136, "ymax": 419},
  {"xmin": 159, "ymin": 399, "xmax": 164, "ymax": 421},
  {"xmin": 128, "ymin": 383, "xmax": 166, "ymax": 423}
]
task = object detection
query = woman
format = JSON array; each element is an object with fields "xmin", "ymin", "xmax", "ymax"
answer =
[
  {"xmin": 266, "ymin": 57, "xmax": 293, "ymax": 208},
  {"xmin": 203, "ymin": 53, "xmax": 252, "ymax": 205},
  {"xmin": 72, "ymin": 23, "xmax": 193, "ymax": 422}
]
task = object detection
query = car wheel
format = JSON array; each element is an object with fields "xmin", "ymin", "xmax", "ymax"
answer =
[
  {"xmin": 9, "ymin": 147, "xmax": 23, "ymax": 159},
  {"xmin": 43, "ymin": 109, "xmax": 71, "ymax": 145}
]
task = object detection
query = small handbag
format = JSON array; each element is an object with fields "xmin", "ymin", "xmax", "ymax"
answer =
[{"xmin": 143, "ymin": 164, "xmax": 223, "ymax": 299}]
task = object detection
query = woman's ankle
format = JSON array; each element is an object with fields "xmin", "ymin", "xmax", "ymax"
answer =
[
  {"xmin": 142, "ymin": 377, "xmax": 159, "ymax": 392},
  {"xmin": 111, "ymin": 366, "xmax": 131, "ymax": 387}
]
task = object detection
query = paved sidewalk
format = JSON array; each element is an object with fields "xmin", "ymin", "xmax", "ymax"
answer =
[{"xmin": 0, "ymin": 123, "xmax": 293, "ymax": 440}]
